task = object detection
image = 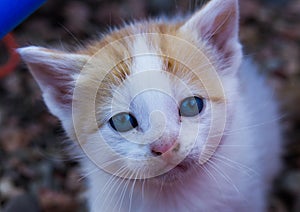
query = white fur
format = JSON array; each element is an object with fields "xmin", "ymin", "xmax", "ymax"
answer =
[
  {"xmin": 83, "ymin": 60, "xmax": 281, "ymax": 212},
  {"xmin": 131, "ymin": 36, "xmax": 163, "ymax": 73}
]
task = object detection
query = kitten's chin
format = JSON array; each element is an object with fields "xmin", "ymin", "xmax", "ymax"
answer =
[{"xmin": 150, "ymin": 159, "xmax": 194, "ymax": 184}]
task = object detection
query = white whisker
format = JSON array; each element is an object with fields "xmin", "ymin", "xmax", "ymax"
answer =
[
  {"xmin": 212, "ymin": 154, "xmax": 258, "ymax": 177},
  {"xmin": 206, "ymin": 160, "xmax": 246, "ymax": 202},
  {"xmin": 209, "ymin": 113, "xmax": 286, "ymax": 138}
]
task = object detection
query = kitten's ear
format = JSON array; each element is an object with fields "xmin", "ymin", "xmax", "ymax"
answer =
[
  {"xmin": 180, "ymin": 0, "xmax": 242, "ymax": 71},
  {"xmin": 18, "ymin": 46, "xmax": 89, "ymax": 118}
]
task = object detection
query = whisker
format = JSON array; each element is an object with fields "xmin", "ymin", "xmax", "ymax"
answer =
[
  {"xmin": 206, "ymin": 160, "xmax": 242, "ymax": 197},
  {"xmin": 209, "ymin": 113, "xmax": 287, "ymax": 138},
  {"xmin": 100, "ymin": 166, "xmax": 128, "ymax": 209},
  {"xmin": 198, "ymin": 163, "xmax": 220, "ymax": 189},
  {"xmin": 207, "ymin": 144, "xmax": 253, "ymax": 147},
  {"xmin": 110, "ymin": 169, "xmax": 133, "ymax": 212},
  {"xmin": 212, "ymin": 154, "xmax": 258, "ymax": 177},
  {"xmin": 197, "ymin": 163, "xmax": 228, "ymax": 202},
  {"xmin": 115, "ymin": 170, "xmax": 132, "ymax": 212},
  {"xmin": 78, "ymin": 167, "xmax": 99, "ymax": 182},
  {"xmin": 100, "ymin": 157, "xmax": 126, "ymax": 169},
  {"xmin": 129, "ymin": 169, "xmax": 139, "ymax": 212},
  {"xmin": 141, "ymin": 170, "xmax": 146, "ymax": 201}
]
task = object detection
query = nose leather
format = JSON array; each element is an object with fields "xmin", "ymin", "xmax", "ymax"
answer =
[{"xmin": 150, "ymin": 140, "xmax": 176, "ymax": 156}]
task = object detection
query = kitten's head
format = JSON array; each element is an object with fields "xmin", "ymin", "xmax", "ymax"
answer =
[{"xmin": 18, "ymin": 0, "xmax": 241, "ymax": 183}]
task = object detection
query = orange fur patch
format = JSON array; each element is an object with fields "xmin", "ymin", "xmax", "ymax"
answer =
[{"xmin": 75, "ymin": 20, "xmax": 225, "ymax": 132}]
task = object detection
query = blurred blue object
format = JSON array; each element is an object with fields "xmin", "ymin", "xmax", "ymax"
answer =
[{"xmin": 0, "ymin": 0, "xmax": 46, "ymax": 39}]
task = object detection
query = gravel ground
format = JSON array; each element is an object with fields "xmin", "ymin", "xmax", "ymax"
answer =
[{"xmin": 0, "ymin": 0, "xmax": 300, "ymax": 211}]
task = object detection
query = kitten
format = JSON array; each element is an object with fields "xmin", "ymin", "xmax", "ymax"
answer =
[{"xmin": 18, "ymin": 0, "xmax": 282, "ymax": 211}]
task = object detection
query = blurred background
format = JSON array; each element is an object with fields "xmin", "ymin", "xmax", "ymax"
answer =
[{"xmin": 0, "ymin": 0, "xmax": 299, "ymax": 211}]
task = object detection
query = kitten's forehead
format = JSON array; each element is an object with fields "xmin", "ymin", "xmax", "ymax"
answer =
[
  {"xmin": 131, "ymin": 35, "xmax": 163, "ymax": 73},
  {"xmin": 113, "ymin": 35, "xmax": 177, "ymax": 121},
  {"xmin": 127, "ymin": 34, "xmax": 201, "ymax": 107},
  {"xmin": 90, "ymin": 23, "xmax": 226, "ymax": 127},
  {"xmin": 128, "ymin": 34, "xmax": 172, "ymax": 92}
]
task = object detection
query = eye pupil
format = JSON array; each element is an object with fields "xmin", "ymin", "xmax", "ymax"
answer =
[
  {"xmin": 179, "ymin": 96, "xmax": 204, "ymax": 117},
  {"xmin": 109, "ymin": 113, "xmax": 138, "ymax": 132}
]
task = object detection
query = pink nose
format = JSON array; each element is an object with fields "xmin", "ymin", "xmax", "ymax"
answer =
[{"xmin": 150, "ymin": 141, "xmax": 175, "ymax": 156}]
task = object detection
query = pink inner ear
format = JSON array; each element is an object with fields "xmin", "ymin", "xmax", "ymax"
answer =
[
  {"xmin": 207, "ymin": 8, "xmax": 238, "ymax": 48},
  {"xmin": 180, "ymin": 0, "xmax": 241, "ymax": 71},
  {"xmin": 28, "ymin": 62, "xmax": 77, "ymax": 105},
  {"xmin": 197, "ymin": 1, "xmax": 239, "ymax": 53},
  {"xmin": 18, "ymin": 47, "xmax": 89, "ymax": 117}
]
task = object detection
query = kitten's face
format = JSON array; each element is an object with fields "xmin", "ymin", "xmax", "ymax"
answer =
[
  {"xmin": 94, "ymin": 53, "xmax": 213, "ymax": 182},
  {"xmin": 98, "ymin": 75, "xmax": 212, "ymax": 182},
  {"xmin": 18, "ymin": 0, "xmax": 241, "ymax": 183},
  {"xmin": 73, "ymin": 30, "xmax": 233, "ymax": 182}
]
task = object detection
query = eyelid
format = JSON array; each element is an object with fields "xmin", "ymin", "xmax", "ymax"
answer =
[
  {"xmin": 109, "ymin": 111, "xmax": 132, "ymax": 119},
  {"xmin": 178, "ymin": 94, "xmax": 205, "ymax": 103}
]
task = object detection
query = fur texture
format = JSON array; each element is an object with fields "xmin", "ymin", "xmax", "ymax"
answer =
[{"xmin": 18, "ymin": 0, "xmax": 281, "ymax": 211}]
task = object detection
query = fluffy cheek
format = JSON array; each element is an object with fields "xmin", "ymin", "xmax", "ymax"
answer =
[
  {"xmin": 86, "ymin": 126, "xmax": 149, "ymax": 169},
  {"xmin": 96, "ymin": 125, "xmax": 142, "ymax": 157},
  {"xmin": 177, "ymin": 101, "xmax": 212, "ymax": 158},
  {"xmin": 176, "ymin": 121, "xmax": 209, "ymax": 161}
]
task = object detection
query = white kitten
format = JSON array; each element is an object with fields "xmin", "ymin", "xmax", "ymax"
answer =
[{"xmin": 18, "ymin": 0, "xmax": 282, "ymax": 211}]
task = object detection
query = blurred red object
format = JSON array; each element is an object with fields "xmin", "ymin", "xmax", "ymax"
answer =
[{"xmin": 0, "ymin": 34, "xmax": 20, "ymax": 78}]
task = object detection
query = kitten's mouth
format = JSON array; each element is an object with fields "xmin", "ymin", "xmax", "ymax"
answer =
[
  {"xmin": 173, "ymin": 162, "xmax": 189, "ymax": 172},
  {"xmin": 152, "ymin": 159, "xmax": 192, "ymax": 183}
]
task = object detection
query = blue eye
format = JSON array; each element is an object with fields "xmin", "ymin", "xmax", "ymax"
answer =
[
  {"xmin": 109, "ymin": 112, "xmax": 138, "ymax": 132},
  {"xmin": 179, "ymin": 96, "xmax": 204, "ymax": 117}
]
